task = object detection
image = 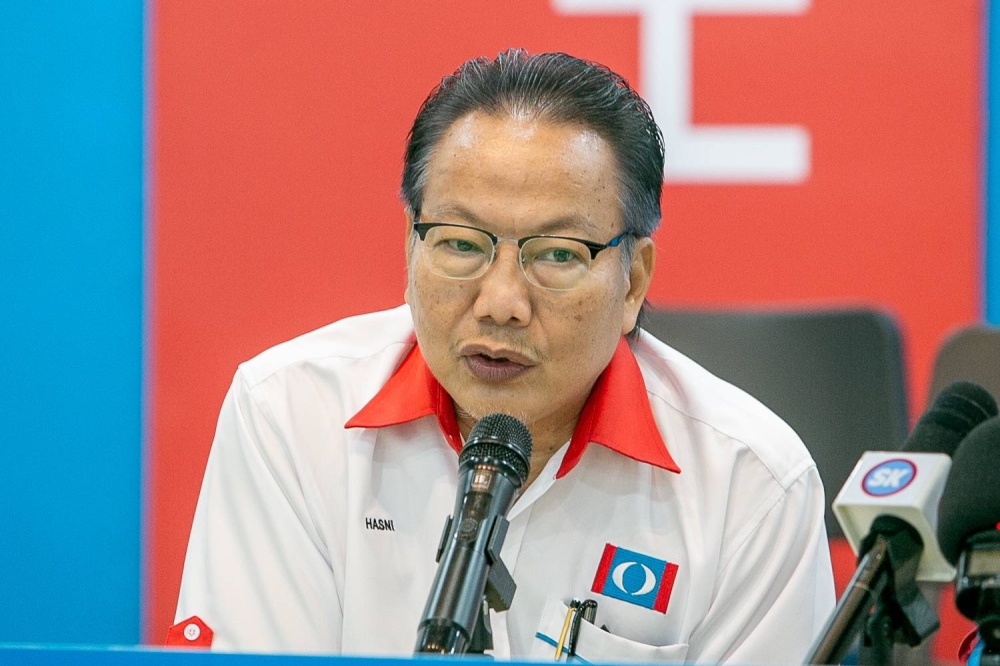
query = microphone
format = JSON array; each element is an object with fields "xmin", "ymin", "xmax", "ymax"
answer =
[
  {"xmin": 936, "ymin": 417, "xmax": 1000, "ymax": 662},
  {"xmin": 806, "ymin": 381, "xmax": 997, "ymax": 664},
  {"xmin": 834, "ymin": 380, "xmax": 998, "ymax": 582},
  {"xmin": 415, "ymin": 413, "xmax": 532, "ymax": 655}
]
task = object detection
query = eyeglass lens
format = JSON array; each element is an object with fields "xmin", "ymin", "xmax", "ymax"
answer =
[{"xmin": 419, "ymin": 225, "xmax": 593, "ymax": 291}]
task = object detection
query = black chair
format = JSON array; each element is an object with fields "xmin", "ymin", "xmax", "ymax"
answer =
[
  {"xmin": 927, "ymin": 325, "xmax": 1000, "ymax": 403},
  {"xmin": 642, "ymin": 308, "xmax": 909, "ymax": 539}
]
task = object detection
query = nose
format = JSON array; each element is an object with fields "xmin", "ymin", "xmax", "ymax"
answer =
[{"xmin": 471, "ymin": 243, "xmax": 532, "ymax": 327}]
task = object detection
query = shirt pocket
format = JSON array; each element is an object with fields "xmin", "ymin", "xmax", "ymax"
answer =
[{"xmin": 531, "ymin": 597, "xmax": 689, "ymax": 664}]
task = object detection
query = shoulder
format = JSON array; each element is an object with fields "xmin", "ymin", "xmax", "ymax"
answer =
[
  {"xmin": 632, "ymin": 330, "xmax": 815, "ymax": 491},
  {"xmin": 225, "ymin": 305, "xmax": 415, "ymax": 432},
  {"xmin": 236, "ymin": 305, "xmax": 415, "ymax": 389}
]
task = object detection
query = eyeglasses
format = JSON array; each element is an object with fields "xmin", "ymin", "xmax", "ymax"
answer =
[{"xmin": 411, "ymin": 221, "xmax": 633, "ymax": 291}]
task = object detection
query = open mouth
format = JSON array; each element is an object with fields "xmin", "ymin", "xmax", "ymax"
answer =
[
  {"xmin": 478, "ymin": 353, "xmax": 511, "ymax": 363},
  {"xmin": 464, "ymin": 353, "xmax": 531, "ymax": 382}
]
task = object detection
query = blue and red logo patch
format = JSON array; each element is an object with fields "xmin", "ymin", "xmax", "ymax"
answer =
[{"xmin": 591, "ymin": 543, "xmax": 679, "ymax": 613}]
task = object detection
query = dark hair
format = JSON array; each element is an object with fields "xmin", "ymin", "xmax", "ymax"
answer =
[{"xmin": 401, "ymin": 49, "xmax": 665, "ymax": 336}]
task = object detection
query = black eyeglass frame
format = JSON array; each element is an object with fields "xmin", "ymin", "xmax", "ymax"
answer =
[{"xmin": 411, "ymin": 221, "xmax": 633, "ymax": 261}]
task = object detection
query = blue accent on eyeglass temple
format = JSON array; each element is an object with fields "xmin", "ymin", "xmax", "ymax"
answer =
[{"xmin": 605, "ymin": 232, "xmax": 629, "ymax": 248}]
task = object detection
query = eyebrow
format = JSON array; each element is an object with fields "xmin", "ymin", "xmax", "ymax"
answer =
[{"xmin": 424, "ymin": 204, "xmax": 605, "ymax": 239}]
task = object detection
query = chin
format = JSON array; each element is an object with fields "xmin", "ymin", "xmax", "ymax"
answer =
[{"xmin": 455, "ymin": 393, "xmax": 534, "ymax": 426}]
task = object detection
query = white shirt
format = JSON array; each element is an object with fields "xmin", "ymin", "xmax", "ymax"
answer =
[{"xmin": 174, "ymin": 304, "xmax": 835, "ymax": 663}]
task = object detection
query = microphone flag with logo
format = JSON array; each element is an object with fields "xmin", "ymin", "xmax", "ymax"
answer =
[
  {"xmin": 833, "ymin": 380, "xmax": 998, "ymax": 582},
  {"xmin": 415, "ymin": 413, "xmax": 532, "ymax": 656},
  {"xmin": 806, "ymin": 381, "xmax": 997, "ymax": 665}
]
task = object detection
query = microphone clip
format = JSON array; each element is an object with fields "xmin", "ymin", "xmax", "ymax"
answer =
[
  {"xmin": 806, "ymin": 515, "xmax": 939, "ymax": 665},
  {"xmin": 858, "ymin": 517, "xmax": 940, "ymax": 665},
  {"xmin": 424, "ymin": 512, "xmax": 518, "ymax": 656},
  {"xmin": 467, "ymin": 515, "xmax": 518, "ymax": 655}
]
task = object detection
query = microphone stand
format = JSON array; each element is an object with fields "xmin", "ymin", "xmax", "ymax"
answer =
[{"xmin": 805, "ymin": 517, "xmax": 939, "ymax": 665}]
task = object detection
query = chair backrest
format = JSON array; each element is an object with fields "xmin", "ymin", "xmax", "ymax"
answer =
[
  {"xmin": 927, "ymin": 325, "xmax": 1000, "ymax": 403},
  {"xmin": 642, "ymin": 308, "xmax": 909, "ymax": 539}
]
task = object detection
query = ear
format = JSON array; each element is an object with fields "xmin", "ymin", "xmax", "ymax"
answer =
[
  {"xmin": 621, "ymin": 237, "xmax": 655, "ymax": 335},
  {"xmin": 404, "ymin": 207, "xmax": 416, "ymax": 254},
  {"xmin": 404, "ymin": 208, "xmax": 416, "ymax": 305}
]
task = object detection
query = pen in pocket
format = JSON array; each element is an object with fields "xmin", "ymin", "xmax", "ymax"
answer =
[
  {"xmin": 554, "ymin": 598, "xmax": 599, "ymax": 660},
  {"xmin": 554, "ymin": 599, "xmax": 580, "ymax": 660},
  {"xmin": 567, "ymin": 599, "xmax": 598, "ymax": 658}
]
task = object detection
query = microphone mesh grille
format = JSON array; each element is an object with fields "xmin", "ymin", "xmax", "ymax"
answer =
[{"xmin": 460, "ymin": 413, "xmax": 533, "ymax": 485}]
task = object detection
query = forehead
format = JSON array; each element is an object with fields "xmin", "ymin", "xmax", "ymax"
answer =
[{"xmin": 420, "ymin": 112, "xmax": 621, "ymax": 237}]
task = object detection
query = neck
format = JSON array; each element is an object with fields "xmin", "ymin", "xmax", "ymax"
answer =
[{"xmin": 523, "ymin": 423, "xmax": 576, "ymax": 488}]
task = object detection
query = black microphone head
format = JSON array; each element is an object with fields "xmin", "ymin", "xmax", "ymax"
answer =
[
  {"xmin": 459, "ymin": 413, "xmax": 533, "ymax": 486},
  {"xmin": 936, "ymin": 416, "xmax": 1000, "ymax": 565},
  {"xmin": 904, "ymin": 380, "xmax": 998, "ymax": 455}
]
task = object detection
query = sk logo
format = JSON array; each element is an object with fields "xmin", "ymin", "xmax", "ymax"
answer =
[
  {"xmin": 591, "ymin": 543, "xmax": 679, "ymax": 613},
  {"xmin": 862, "ymin": 459, "xmax": 917, "ymax": 497}
]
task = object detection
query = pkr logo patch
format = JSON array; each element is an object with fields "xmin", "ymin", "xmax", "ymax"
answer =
[
  {"xmin": 862, "ymin": 459, "xmax": 917, "ymax": 497},
  {"xmin": 591, "ymin": 543, "xmax": 679, "ymax": 613}
]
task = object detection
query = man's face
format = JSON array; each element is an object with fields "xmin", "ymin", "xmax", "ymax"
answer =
[{"xmin": 405, "ymin": 111, "xmax": 653, "ymax": 437}]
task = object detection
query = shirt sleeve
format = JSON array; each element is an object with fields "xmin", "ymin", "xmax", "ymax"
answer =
[
  {"xmin": 686, "ymin": 464, "xmax": 836, "ymax": 665},
  {"xmin": 174, "ymin": 369, "xmax": 344, "ymax": 653}
]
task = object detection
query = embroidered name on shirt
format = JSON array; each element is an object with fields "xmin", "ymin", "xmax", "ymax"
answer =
[{"xmin": 365, "ymin": 517, "xmax": 395, "ymax": 531}]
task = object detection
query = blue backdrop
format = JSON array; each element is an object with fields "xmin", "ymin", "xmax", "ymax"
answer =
[{"xmin": 0, "ymin": 2, "xmax": 143, "ymax": 644}]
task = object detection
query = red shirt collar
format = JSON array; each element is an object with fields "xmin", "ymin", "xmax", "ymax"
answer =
[{"xmin": 345, "ymin": 337, "xmax": 680, "ymax": 477}]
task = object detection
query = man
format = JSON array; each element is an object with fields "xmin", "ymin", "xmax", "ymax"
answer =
[{"xmin": 172, "ymin": 50, "xmax": 835, "ymax": 663}]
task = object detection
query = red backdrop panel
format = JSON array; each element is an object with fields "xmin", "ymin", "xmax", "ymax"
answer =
[{"xmin": 149, "ymin": 0, "xmax": 981, "ymax": 657}]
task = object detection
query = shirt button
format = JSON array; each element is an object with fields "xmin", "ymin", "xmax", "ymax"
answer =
[{"xmin": 184, "ymin": 623, "xmax": 201, "ymax": 641}]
